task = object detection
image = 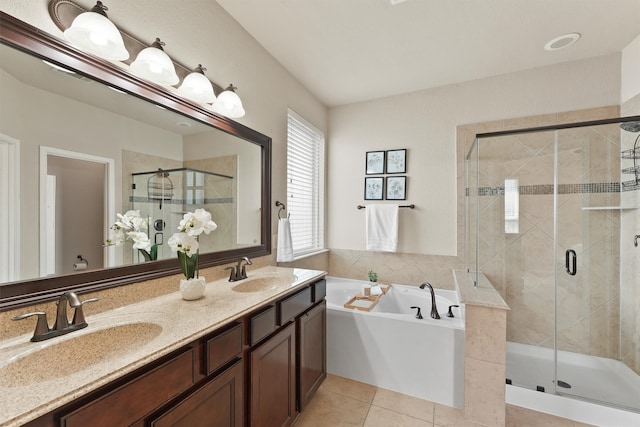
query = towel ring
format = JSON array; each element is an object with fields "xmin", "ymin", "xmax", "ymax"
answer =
[{"xmin": 275, "ymin": 201, "xmax": 289, "ymax": 219}]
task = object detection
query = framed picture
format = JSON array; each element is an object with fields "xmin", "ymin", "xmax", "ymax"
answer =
[
  {"xmin": 364, "ymin": 177, "xmax": 384, "ymax": 200},
  {"xmin": 366, "ymin": 151, "xmax": 385, "ymax": 174},
  {"xmin": 386, "ymin": 176, "xmax": 406, "ymax": 200},
  {"xmin": 386, "ymin": 149, "xmax": 406, "ymax": 174}
]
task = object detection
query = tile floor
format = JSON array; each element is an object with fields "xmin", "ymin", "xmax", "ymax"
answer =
[{"xmin": 293, "ymin": 374, "xmax": 595, "ymax": 427}]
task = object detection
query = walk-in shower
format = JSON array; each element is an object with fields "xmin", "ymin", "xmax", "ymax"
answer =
[{"xmin": 465, "ymin": 116, "xmax": 640, "ymax": 414}]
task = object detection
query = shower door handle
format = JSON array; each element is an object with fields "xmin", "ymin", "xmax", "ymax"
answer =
[{"xmin": 565, "ymin": 249, "xmax": 577, "ymax": 276}]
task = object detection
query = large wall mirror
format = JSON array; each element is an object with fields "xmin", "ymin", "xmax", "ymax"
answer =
[{"xmin": 0, "ymin": 13, "xmax": 272, "ymax": 309}]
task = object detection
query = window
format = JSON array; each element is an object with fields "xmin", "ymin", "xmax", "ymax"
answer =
[{"xmin": 286, "ymin": 109, "xmax": 325, "ymax": 256}]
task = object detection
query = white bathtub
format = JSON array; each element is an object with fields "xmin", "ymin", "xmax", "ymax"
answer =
[{"xmin": 325, "ymin": 277, "xmax": 465, "ymax": 408}]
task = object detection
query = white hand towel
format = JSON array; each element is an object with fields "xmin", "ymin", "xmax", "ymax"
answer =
[
  {"xmin": 277, "ymin": 218, "xmax": 295, "ymax": 262},
  {"xmin": 366, "ymin": 204, "xmax": 399, "ymax": 252}
]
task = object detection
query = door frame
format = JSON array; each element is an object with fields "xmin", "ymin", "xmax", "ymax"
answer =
[{"xmin": 39, "ymin": 146, "xmax": 115, "ymax": 276}]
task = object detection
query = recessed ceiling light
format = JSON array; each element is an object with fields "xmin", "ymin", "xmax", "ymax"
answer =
[
  {"xmin": 177, "ymin": 121, "xmax": 192, "ymax": 128},
  {"xmin": 544, "ymin": 33, "xmax": 581, "ymax": 51}
]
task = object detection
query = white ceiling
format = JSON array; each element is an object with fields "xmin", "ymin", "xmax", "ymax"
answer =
[{"xmin": 216, "ymin": 0, "xmax": 640, "ymax": 107}]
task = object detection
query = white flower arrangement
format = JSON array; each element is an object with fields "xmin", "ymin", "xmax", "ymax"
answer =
[
  {"xmin": 168, "ymin": 208, "xmax": 217, "ymax": 279},
  {"xmin": 105, "ymin": 210, "xmax": 157, "ymax": 261}
]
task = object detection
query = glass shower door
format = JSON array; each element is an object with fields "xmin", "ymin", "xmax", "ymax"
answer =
[
  {"xmin": 555, "ymin": 123, "xmax": 639, "ymax": 411},
  {"xmin": 476, "ymin": 130, "xmax": 558, "ymax": 392}
]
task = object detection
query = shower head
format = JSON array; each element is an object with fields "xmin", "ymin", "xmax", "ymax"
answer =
[{"xmin": 620, "ymin": 121, "xmax": 640, "ymax": 133}]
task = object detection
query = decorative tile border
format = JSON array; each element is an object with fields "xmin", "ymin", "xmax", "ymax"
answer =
[{"xmin": 467, "ymin": 182, "xmax": 627, "ymax": 197}]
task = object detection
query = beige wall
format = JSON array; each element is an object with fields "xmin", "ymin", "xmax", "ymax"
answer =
[
  {"xmin": 323, "ymin": 55, "xmax": 622, "ymax": 289},
  {"xmin": 327, "ymin": 54, "xmax": 621, "ymax": 258}
]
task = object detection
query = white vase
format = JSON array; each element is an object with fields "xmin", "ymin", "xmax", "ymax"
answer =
[{"xmin": 180, "ymin": 276, "xmax": 206, "ymax": 300}]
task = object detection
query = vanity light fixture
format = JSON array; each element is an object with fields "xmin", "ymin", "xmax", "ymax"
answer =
[
  {"xmin": 63, "ymin": 1, "xmax": 129, "ymax": 61},
  {"xmin": 178, "ymin": 64, "xmax": 216, "ymax": 103},
  {"xmin": 212, "ymin": 84, "xmax": 245, "ymax": 118},
  {"xmin": 130, "ymin": 38, "xmax": 180, "ymax": 86}
]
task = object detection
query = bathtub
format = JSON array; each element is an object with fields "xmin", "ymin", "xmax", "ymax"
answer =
[{"xmin": 325, "ymin": 277, "xmax": 465, "ymax": 408}]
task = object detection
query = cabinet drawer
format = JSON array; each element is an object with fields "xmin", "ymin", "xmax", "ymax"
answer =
[
  {"xmin": 150, "ymin": 360, "xmax": 244, "ymax": 427},
  {"xmin": 313, "ymin": 279, "xmax": 327, "ymax": 303},
  {"xmin": 250, "ymin": 305, "xmax": 276, "ymax": 346},
  {"xmin": 60, "ymin": 348, "xmax": 195, "ymax": 427},
  {"xmin": 278, "ymin": 287, "xmax": 312, "ymax": 325},
  {"xmin": 205, "ymin": 323, "xmax": 242, "ymax": 375}
]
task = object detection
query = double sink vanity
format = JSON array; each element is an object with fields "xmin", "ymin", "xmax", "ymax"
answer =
[{"xmin": 0, "ymin": 266, "xmax": 328, "ymax": 427}]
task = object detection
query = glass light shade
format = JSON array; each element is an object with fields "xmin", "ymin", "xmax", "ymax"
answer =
[
  {"xmin": 178, "ymin": 70, "xmax": 216, "ymax": 103},
  {"xmin": 64, "ymin": 11, "xmax": 129, "ymax": 61},
  {"xmin": 130, "ymin": 44, "xmax": 179, "ymax": 86},
  {"xmin": 212, "ymin": 86, "xmax": 245, "ymax": 118}
]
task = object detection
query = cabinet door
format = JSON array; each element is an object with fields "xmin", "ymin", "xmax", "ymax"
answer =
[
  {"xmin": 250, "ymin": 323, "xmax": 297, "ymax": 427},
  {"xmin": 297, "ymin": 301, "xmax": 326, "ymax": 411},
  {"xmin": 150, "ymin": 360, "xmax": 244, "ymax": 427}
]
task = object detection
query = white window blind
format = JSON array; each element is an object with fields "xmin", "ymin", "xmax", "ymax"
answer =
[{"xmin": 286, "ymin": 109, "xmax": 325, "ymax": 256}]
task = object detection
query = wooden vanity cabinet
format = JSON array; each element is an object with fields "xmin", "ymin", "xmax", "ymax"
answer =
[
  {"xmin": 297, "ymin": 300, "xmax": 326, "ymax": 412},
  {"xmin": 247, "ymin": 279, "xmax": 327, "ymax": 426},
  {"xmin": 22, "ymin": 278, "xmax": 326, "ymax": 427}
]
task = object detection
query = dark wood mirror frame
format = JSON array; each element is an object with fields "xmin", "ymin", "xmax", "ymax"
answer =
[{"xmin": 0, "ymin": 12, "xmax": 272, "ymax": 310}]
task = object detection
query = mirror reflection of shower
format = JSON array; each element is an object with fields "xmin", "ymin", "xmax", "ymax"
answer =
[
  {"xmin": 147, "ymin": 168, "xmax": 174, "ymax": 209},
  {"xmin": 131, "ymin": 167, "xmax": 235, "ymax": 263}
]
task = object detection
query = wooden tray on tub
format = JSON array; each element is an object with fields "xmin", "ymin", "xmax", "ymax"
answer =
[{"xmin": 343, "ymin": 284, "xmax": 391, "ymax": 312}]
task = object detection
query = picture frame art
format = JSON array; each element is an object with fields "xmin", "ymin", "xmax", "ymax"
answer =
[
  {"xmin": 386, "ymin": 176, "xmax": 407, "ymax": 200},
  {"xmin": 364, "ymin": 177, "xmax": 384, "ymax": 200},
  {"xmin": 386, "ymin": 149, "xmax": 406, "ymax": 174},
  {"xmin": 366, "ymin": 150, "xmax": 385, "ymax": 174}
]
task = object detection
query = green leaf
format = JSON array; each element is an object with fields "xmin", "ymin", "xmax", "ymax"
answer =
[
  {"xmin": 150, "ymin": 244, "xmax": 158, "ymax": 261},
  {"xmin": 139, "ymin": 249, "xmax": 151, "ymax": 262},
  {"xmin": 177, "ymin": 251, "xmax": 198, "ymax": 279}
]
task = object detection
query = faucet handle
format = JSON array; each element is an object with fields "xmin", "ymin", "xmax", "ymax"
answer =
[
  {"xmin": 71, "ymin": 297, "xmax": 99, "ymax": 326},
  {"xmin": 225, "ymin": 266, "xmax": 237, "ymax": 282},
  {"xmin": 446, "ymin": 305, "xmax": 459, "ymax": 318},
  {"xmin": 12, "ymin": 312, "xmax": 50, "ymax": 341}
]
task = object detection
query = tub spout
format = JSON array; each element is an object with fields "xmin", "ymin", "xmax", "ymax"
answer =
[{"xmin": 419, "ymin": 282, "xmax": 440, "ymax": 319}]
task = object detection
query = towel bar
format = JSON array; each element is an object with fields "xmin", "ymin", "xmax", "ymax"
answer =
[{"xmin": 357, "ymin": 204, "xmax": 415, "ymax": 209}]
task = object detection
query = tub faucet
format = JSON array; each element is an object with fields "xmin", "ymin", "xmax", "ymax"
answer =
[{"xmin": 419, "ymin": 282, "xmax": 440, "ymax": 319}]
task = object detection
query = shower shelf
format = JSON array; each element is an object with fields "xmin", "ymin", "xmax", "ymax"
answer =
[
  {"xmin": 622, "ymin": 165, "xmax": 640, "ymax": 174},
  {"xmin": 621, "ymin": 149, "xmax": 640, "ymax": 160},
  {"xmin": 582, "ymin": 206, "xmax": 640, "ymax": 211}
]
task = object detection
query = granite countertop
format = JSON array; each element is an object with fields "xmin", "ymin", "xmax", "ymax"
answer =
[{"xmin": 0, "ymin": 266, "xmax": 326, "ymax": 427}]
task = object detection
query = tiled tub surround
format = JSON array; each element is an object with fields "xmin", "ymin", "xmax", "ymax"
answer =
[{"xmin": 0, "ymin": 265, "xmax": 326, "ymax": 427}]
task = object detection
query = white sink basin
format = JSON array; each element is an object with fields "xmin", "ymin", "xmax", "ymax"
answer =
[{"xmin": 231, "ymin": 274, "xmax": 297, "ymax": 293}]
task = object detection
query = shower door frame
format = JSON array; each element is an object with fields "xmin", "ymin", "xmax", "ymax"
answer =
[{"xmin": 468, "ymin": 115, "xmax": 640, "ymax": 411}]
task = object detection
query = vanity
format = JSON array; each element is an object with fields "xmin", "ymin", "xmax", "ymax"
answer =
[{"xmin": 0, "ymin": 267, "xmax": 327, "ymax": 427}]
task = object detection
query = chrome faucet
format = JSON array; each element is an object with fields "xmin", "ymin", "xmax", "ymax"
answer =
[
  {"xmin": 12, "ymin": 291, "xmax": 99, "ymax": 342},
  {"xmin": 419, "ymin": 282, "xmax": 440, "ymax": 319},
  {"xmin": 225, "ymin": 257, "xmax": 253, "ymax": 282}
]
